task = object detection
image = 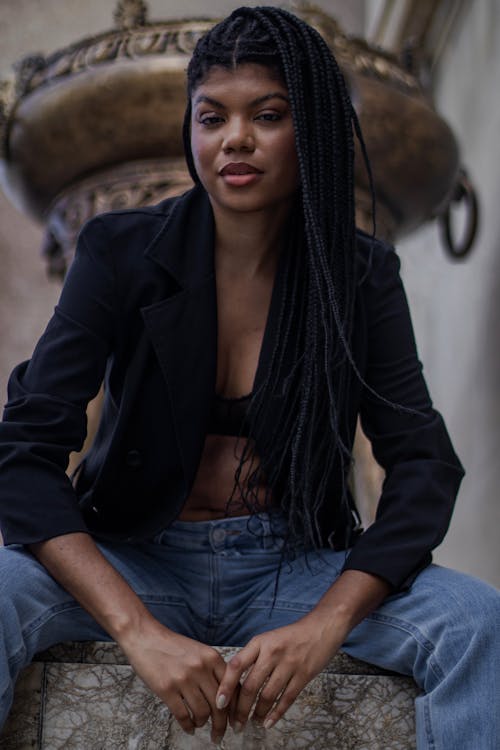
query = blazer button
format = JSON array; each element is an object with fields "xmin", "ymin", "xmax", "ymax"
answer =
[{"xmin": 126, "ymin": 449, "xmax": 143, "ymax": 469}]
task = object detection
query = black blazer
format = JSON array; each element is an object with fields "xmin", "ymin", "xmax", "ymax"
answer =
[{"xmin": 0, "ymin": 186, "xmax": 464, "ymax": 590}]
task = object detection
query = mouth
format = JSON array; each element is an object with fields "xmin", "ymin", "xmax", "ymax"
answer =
[{"xmin": 219, "ymin": 162, "xmax": 263, "ymax": 176}]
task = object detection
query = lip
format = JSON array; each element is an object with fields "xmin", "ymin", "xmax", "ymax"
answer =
[
  {"xmin": 219, "ymin": 162, "xmax": 263, "ymax": 188},
  {"xmin": 219, "ymin": 162, "xmax": 263, "ymax": 176}
]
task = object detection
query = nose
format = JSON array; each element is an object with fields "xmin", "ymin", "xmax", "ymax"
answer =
[{"xmin": 222, "ymin": 117, "xmax": 255, "ymax": 153}]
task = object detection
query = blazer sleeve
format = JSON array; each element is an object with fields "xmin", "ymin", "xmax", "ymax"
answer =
[
  {"xmin": 0, "ymin": 217, "xmax": 117, "ymax": 546},
  {"xmin": 342, "ymin": 242, "xmax": 465, "ymax": 590}
]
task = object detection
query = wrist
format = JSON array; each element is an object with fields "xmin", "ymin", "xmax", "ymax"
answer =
[
  {"xmin": 108, "ymin": 603, "xmax": 159, "ymax": 648},
  {"xmin": 303, "ymin": 601, "xmax": 353, "ymax": 646},
  {"xmin": 113, "ymin": 608, "xmax": 176, "ymax": 659}
]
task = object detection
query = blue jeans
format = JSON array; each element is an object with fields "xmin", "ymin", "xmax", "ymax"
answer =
[{"xmin": 1, "ymin": 513, "xmax": 499, "ymax": 748}]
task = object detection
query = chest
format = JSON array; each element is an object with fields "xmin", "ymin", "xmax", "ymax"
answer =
[{"xmin": 215, "ymin": 274, "xmax": 274, "ymax": 397}]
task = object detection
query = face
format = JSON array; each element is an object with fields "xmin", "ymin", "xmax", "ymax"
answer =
[{"xmin": 190, "ymin": 63, "xmax": 299, "ymax": 219}]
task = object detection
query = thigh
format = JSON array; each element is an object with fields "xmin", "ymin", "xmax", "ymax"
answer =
[
  {"xmin": 342, "ymin": 563, "xmax": 500, "ymax": 686},
  {"xmin": 0, "ymin": 538, "xmax": 206, "ymax": 660},
  {"xmin": 96, "ymin": 538, "xmax": 210, "ymax": 641},
  {"xmin": 221, "ymin": 545, "xmax": 500, "ymax": 687},
  {"xmin": 0, "ymin": 545, "xmax": 108, "ymax": 666}
]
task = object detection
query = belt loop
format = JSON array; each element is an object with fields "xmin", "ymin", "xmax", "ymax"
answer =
[{"xmin": 259, "ymin": 514, "xmax": 272, "ymax": 539}]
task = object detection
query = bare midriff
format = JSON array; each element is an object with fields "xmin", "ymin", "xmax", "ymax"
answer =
[
  {"xmin": 177, "ymin": 434, "xmax": 271, "ymax": 521},
  {"xmin": 178, "ymin": 239, "xmax": 279, "ymax": 522}
]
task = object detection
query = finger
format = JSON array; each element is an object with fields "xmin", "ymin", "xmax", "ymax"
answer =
[
  {"xmin": 182, "ymin": 687, "xmax": 212, "ymax": 729},
  {"xmin": 216, "ymin": 642, "xmax": 260, "ymax": 711},
  {"xmin": 210, "ymin": 713, "xmax": 227, "ymax": 746},
  {"xmin": 261, "ymin": 675, "xmax": 304, "ymax": 730},
  {"xmin": 167, "ymin": 694, "xmax": 197, "ymax": 735},
  {"xmin": 228, "ymin": 685, "xmax": 240, "ymax": 731},
  {"xmin": 252, "ymin": 668, "xmax": 291, "ymax": 723},
  {"xmin": 211, "ymin": 653, "xmax": 228, "ymax": 685},
  {"xmin": 199, "ymin": 675, "xmax": 228, "ymax": 743},
  {"xmin": 233, "ymin": 663, "xmax": 273, "ymax": 727}
]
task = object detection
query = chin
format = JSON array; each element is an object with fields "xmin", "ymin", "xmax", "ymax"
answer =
[{"xmin": 214, "ymin": 191, "xmax": 296, "ymax": 216}]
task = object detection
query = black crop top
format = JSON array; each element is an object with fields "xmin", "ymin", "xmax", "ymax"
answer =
[{"xmin": 208, "ymin": 392, "xmax": 252, "ymax": 437}]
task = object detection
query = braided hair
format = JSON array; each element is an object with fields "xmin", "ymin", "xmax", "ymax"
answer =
[{"xmin": 183, "ymin": 6, "xmax": 372, "ymax": 548}]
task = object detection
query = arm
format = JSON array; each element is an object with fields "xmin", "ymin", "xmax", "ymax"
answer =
[
  {"xmin": 1, "ymin": 215, "xmax": 226, "ymax": 739},
  {"xmin": 30, "ymin": 533, "xmax": 229, "ymax": 742},
  {"xmin": 344, "ymin": 243, "xmax": 464, "ymax": 588},
  {"xmin": 0, "ymin": 218, "xmax": 115, "ymax": 544}
]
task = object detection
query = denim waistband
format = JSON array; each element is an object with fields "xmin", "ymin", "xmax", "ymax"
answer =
[{"xmin": 153, "ymin": 512, "xmax": 289, "ymax": 553}]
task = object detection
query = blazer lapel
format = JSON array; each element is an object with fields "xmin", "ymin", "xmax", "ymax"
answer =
[{"xmin": 140, "ymin": 186, "xmax": 217, "ymax": 484}]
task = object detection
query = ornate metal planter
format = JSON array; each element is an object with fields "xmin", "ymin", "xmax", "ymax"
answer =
[{"xmin": 0, "ymin": 1, "xmax": 474, "ymax": 275}]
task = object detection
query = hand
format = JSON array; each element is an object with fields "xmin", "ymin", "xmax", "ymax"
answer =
[
  {"xmin": 119, "ymin": 618, "xmax": 229, "ymax": 743},
  {"xmin": 216, "ymin": 613, "xmax": 346, "ymax": 732}
]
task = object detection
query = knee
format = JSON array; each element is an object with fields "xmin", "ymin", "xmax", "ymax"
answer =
[
  {"xmin": 413, "ymin": 566, "xmax": 500, "ymax": 654},
  {"xmin": 429, "ymin": 571, "xmax": 500, "ymax": 661},
  {"xmin": 462, "ymin": 578, "xmax": 500, "ymax": 646}
]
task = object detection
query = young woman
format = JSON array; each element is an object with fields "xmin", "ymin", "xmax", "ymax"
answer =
[{"xmin": 0, "ymin": 7, "xmax": 498, "ymax": 748}]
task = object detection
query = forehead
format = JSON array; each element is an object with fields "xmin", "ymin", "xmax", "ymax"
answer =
[{"xmin": 191, "ymin": 63, "xmax": 288, "ymax": 99}]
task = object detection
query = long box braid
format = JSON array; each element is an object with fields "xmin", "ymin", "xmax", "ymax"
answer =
[{"xmin": 183, "ymin": 6, "xmax": 377, "ymax": 550}]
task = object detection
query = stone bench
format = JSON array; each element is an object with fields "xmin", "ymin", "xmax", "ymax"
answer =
[{"xmin": 0, "ymin": 642, "xmax": 418, "ymax": 749}]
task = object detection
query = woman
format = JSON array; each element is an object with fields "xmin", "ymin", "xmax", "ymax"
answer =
[{"xmin": 0, "ymin": 6, "xmax": 498, "ymax": 748}]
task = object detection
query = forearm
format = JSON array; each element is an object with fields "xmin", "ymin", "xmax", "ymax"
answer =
[
  {"xmin": 29, "ymin": 532, "xmax": 154, "ymax": 645},
  {"xmin": 30, "ymin": 532, "xmax": 229, "ymax": 739},
  {"xmin": 306, "ymin": 568, "xmax": 391, "ymax": 640}
]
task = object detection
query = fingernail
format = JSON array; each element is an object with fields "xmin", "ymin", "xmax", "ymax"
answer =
[
  {"xmin": 216, "ymin": 693, "xmax": 227, "ymax": 709},
  {"xmin": 264, "ymin": 718, "xmax": 274, "ymax": 730},
  {"xmin": 233, "ymin": 721, "xmax": 244, "ymax": 734}
]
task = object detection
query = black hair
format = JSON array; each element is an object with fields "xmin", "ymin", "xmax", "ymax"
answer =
[{"xmin": 183, "ymin": 6, "xmax": 374, "ymax": 548}]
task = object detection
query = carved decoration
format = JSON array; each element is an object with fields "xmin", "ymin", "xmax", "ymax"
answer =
[
  {"xmin": 114, "ymin": 0, "xmax": 148, "ymax": 30},
  {"xmin": 0, "ymin": 78, "xmax": 15, "ymax": 158},
  {"xmin": 42, "ymin": 158, "xmax": 193, "ymax": 278},
  {"xmin": 9, "ymin": 23, "xmax": 212, "ymax": 100},
  {"xmin": 6, "ymin": 7, "xmax": 421, "ymax": 104}
]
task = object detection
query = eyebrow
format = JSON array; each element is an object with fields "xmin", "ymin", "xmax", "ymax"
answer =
[{"xmin": 193, "ymin": 92, "xmax": 290, "ymax": 108}]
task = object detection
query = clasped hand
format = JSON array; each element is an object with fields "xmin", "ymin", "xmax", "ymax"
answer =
[
  {"xmin": 216, "ymin": 614, "xmax": 342, "ymax": 734},
  {"xmin": 123, "ymin": 613, "xmax": 343, "ymax": 744}
]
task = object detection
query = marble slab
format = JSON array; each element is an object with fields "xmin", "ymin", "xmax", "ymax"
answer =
[
  {"xmin": 1, "ymin": 643, "xmax": 418, "ymax": 749},
  {"xmin": 0, "ymin": 663, "xmax": 43, "ymax": 750}
]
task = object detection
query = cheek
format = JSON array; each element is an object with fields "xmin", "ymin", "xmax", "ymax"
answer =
[
  {"xmin": 274, "ymin": 127, "xmax": 298, "ymax": 165},
  {"xmin": 189, "ymin": 132, "xmax": 202, "ymax": 168},
  {"xmin": 189, "ymin": 125, "xmax": 210, "ymax": 168}
]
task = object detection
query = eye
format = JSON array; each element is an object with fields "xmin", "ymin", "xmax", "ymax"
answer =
[
  {"xmin": 198, "ymin": 113, "xmax": 225, "ymax": 127},
  {"xmin": 255, "ymin": 111, "xmax": 282, "ymax": 122}
]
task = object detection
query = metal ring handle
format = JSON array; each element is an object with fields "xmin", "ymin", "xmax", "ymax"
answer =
[{"xmin": 439, "ymin": 168, "xmax": 479, "ymax": 260}]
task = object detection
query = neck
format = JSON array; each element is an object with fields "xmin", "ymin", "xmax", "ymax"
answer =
[{"xmin": 212, "ymin": 202, "xmax": 292, "ymax": 278}]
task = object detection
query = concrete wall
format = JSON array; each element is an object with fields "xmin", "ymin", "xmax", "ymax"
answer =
[{"xmin": 396, "ymin": 0, "xmax": 500, "ymax": 586}]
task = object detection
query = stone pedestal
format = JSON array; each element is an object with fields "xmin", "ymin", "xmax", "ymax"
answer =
[{"xmin": 1, "ymin": 642, "xmax": 418, "ymax": 749}]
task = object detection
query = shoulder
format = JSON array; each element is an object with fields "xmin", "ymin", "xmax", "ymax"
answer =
[
  {"xmin": 77, "ymin": 193, "xmax": 184, "ymax": 250},
  {"xmin": 354, "ymin": 227, "xmax": 401, "ymax": 288}
]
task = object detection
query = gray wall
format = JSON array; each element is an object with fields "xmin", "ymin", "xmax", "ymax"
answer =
[{"xmin": 396, "ymin": 0, "xmax": 500, "ymax": 585}]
